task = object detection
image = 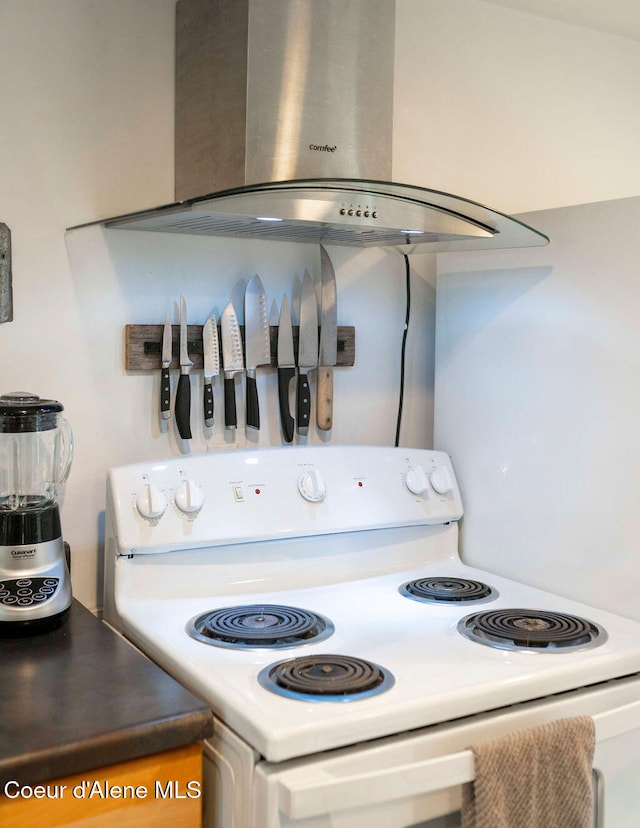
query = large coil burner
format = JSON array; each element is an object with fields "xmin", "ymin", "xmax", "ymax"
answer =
[
  {"xmin": 458, "ymin": 608, "xmax": 606, "ymax": 652},
  {"xmin": 187, "ymin": 604, "xmax": 334, "ymax": 649},
  {"xmin": 258, "ymin": 654, "xmax": 395, "ymax": 702},
  {"xmin": 400, "ymin": 576, "xmax": 497, "ymax": 604}
]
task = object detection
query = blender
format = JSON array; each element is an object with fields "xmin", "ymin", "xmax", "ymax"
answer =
[{"xmin": 0, "ymin": 392, "xmax": 73, "ymax": 634}]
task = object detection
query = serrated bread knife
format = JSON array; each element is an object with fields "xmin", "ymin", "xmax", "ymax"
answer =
[
  {"xmin": 297, "ymin": 270, "xmax": 318, "ymax": 435},
  {"xmin": 317, "ymin": 245, "xmax": 337, "ymax": 431},
  {"xmin": 203, "ymin": 314, "xmax": 220, "ymax": 427},
  {"xmin": 244, "ymin": 275, "xmax": 272, "ymax": 430},
  {"xmin": 221, "ymin": 302, "xmax": 244, "ymax": 430},
  {"xmin": 175, "ymin": 296, "xmax": 193, "ymax": 439}
]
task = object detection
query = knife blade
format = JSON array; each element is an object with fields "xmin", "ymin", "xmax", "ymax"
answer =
[
  {"xmin": 203, "ymin": 314, "xmax": 220, "ymax": 428},
  {"xmin": 161, "ymin": 316, "xmax": 172, "ymax": 420},
  {"xmin": 297, "ymin": 270, "xmax": 318, "ymax": 435},
  {"xmin": 277, "ymin": 294, "xmax": 295, "ymax": 443},
  {"xmin": 221, "ymin": 302, "xmax": 244, "ymax": 430},
  {"xmin": 317, "ymin": 245, "xmax": 338, "ymax": 431},
  {"xmin": 244, "ymin": 275, "xmax": 272, "ymax": 430},
  {"xmin": 175, "ymin": 296, "xmax": 194, "ymax": 439}
]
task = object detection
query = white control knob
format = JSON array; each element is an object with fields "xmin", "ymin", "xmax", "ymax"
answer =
[
  {"xmin": 430, "ymin": 466, "xmax": 454, "ymax": 495},
  {"xmin": 136, "ymin": 483, "xmax": 167, "ymax": 520},
  {"xmin": 405, "ymin": 466, "xmax": 430, "ymax": 496},
  {"xmin": 298, "ymin": 470, "xmax": 327, "ymax": 502},
  {"xmin": 174, "ymin": 479, "xmax": 205, "ymax": 514}
]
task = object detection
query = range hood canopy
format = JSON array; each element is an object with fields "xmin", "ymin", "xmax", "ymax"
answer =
[
  {"xmin": 95, "ymin": 178, "xmax": 549, "ymax": 255},
  {"xmin": 69, "ymin": 0, "xmax": 549, "ymax": 254}
]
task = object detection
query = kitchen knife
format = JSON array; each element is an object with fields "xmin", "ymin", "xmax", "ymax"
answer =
[
  {"xmin": 244, "ymin": 275, "xmax": 272, "ymax": 430},
  {"xmin": 161, "ymin": 316, "xmax": 172, "ymax": 420},
  {"xmin": 317, "ymin": 245, "xmax": 337, "ymax": 431},
  {"xmin": 175, "ymin": 296, "xmax": 194, "ymax": 439},
  {"xmin": 221, "ymin": 302, "xmax": 244, "ymax": 430},
  {"xmin": 203, "ymin": 314, "xmax": 220, "ymax": 428},
  {"xmin": 297, "ymin": 270, "xmax": 318, "ymax": 435},
  {"xmin": 277, "ymin": 293, "xmax": 295, "ymax": 443}
]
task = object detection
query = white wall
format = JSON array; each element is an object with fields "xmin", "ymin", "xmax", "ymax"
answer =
[
  {"xmin": 393, "ymin": 0, "xmax": 640, "ymax": 214},
  {"xmin": 434, "ymin": 195, "xmax": 640, "ymax": 620},
  {"xmin": 2, "ymin": 0, "xmax": 640, "ymax": 611}
]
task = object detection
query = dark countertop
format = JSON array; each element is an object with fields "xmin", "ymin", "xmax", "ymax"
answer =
[{"xmin": 0, "ymin": 601, "xmax": 213, "ymax": 786}]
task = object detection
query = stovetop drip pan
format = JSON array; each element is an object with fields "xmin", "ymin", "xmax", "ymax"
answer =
[
  {"xmin": 187, "ymin": 604, "xmax": 334, "ymax": 649},
  {"xmin": 458, "ymin": 608, "xmax": 607, "ymax": 652},
  {"xmin": 400, "ymin": 576, "xmax": 497, "ymax": 604},
  {"xmin": 258, "ymin": 654, "xmax": 395, "ymax": 702}
]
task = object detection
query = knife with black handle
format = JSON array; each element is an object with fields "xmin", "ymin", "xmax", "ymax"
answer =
[
  {"xmin": 221, "ymin": 302, "xmax": 244, "ymax": 430},
  {"xmin": 277, "ymin": 293, "xmax": 295, "ymax": 443},
  {"xmin": 203, "ymin": 315, "xmax": 220, "ymax": 428},
  {"xmin": 297, "ymin": 271, "xmax": 318, "ymax": 435},
  {"xmin": 161, "ymin": 316, "xmax": 172, "ymax": 420},
  {"xmin": 244, "ymin": 275, "xmax": 271, "ymax": 431},
  {"xmin": 175, "ymin": 295, "xmax": 193, "ymax": 439}
]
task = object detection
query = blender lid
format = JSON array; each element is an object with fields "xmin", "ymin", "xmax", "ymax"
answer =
[{"xmin": 0, "ymin": 392, "xmax": 64, "ymax": 432}]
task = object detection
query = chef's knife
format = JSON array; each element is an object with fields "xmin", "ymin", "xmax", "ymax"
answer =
[
  {"xmin": 244, "ymin": 275, "xmax": 271, "ymax": 430},
  {"xmin": 221, "ymin": 302, "xmax": 244, "ymax": 430},
  {"xmin": 203, "ymin": 314, "xmax": 220, "ymax": 428},
  {"xmin": 175, "ymin": 296, "xmax": 194, "ymax": 439},
  {"xmin": 161, "ymin": 316, "xmax": 172, "ymax": 420},
  {"xmin": 277, "ymin": 294, "xmax": 295, "ymax": 443},
  {"xmin": 317, "ymin": 245, "xmax": 337, "ymax": 431},
  {"xmin": 297, "ymin": 270, "xmax": 318, "ymax": 435}
]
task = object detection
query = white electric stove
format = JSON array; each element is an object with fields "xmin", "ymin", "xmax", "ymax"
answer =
[{"xmin": 103, "ymin": 446, "xmax": 640, "ymax": 827}]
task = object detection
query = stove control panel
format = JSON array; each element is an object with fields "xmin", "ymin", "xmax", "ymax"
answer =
[{"xmin": 107, "ymin": 446, "xmax": 463, "ymax": 555}]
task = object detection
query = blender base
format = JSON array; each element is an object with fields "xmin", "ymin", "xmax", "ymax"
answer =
[{"xmin": 0, "ymin": 606, "xmax": 70, "ymax": 637}]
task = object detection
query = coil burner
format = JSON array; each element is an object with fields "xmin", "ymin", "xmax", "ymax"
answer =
[
  {"xmin": 258, "ymin": 654, "xmax": 395, "ymax": 702},
  {"xmin": 400, "ymin": 576, "xmax": 497, "ymax": 605},
  {"xmin": 187, "ymin": 604, "xmax": 334, "ymax": 650},
  {"xmin": 458, "ymin": 608, "xmax": 606, "ymax": 652}
]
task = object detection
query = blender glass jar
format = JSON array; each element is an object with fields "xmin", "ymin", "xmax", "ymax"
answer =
[{"xmin": 0, "ymin": 392, "xmax": 73, "ymax": 511}]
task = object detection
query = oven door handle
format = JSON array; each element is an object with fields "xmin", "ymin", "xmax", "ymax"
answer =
[{"xmin": 277, "ymin": 699, "xmax": 640, "ymax": 820}]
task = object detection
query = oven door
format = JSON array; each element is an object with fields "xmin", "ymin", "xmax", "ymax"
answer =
[{"xmin": 248, "ymin": 677, "xmax": 640, "ymax": 828}]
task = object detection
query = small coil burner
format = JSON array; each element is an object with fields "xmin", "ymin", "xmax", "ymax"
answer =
[
  {"xmin": 458, "ymin": 608, "xmax": 606, "ymax": 652},
  {"xmin": 400, "ymin": 576, "xmax": 497, "ymax": 604},
  {"xmin": 187, "ymin": 604, "xmax": 334, "ymax": 649},
  {"xmin": 258, "ymin": 654, "xmax": 395, "ymax": 702}
]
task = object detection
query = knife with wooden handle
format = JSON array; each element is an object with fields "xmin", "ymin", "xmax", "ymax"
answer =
[
  {"xmin": 175, "ymin": 295, "xmax": 193, "ymax": 439},
  {"xmin": 317, "ymin": 245, "xmax": 337, "ymax": 431}
]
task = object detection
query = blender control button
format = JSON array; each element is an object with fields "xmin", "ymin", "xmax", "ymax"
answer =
[
  {"xmin": 43, "ymin": 578, "xmax": 58, "ymax": 586},
  {"xmin": 2, "ymin": 596, "xmax": 17, "ymax": 604},
  {"xmin": 16, "ymin": 579, "xmax": 32, "ymax": 587},
  {"xmin": 32, "ymin": 593, "xmax": 47, "ymax": 601},
  {"xmin": 18, "ymin": 597, "xmax": 32, "ymax": 606},
  {"xmin": 40, "ymin": 587, "xmax": 55, "ymax": 595},
  {"xmin": 17, "ymin": 588, "xmax": 32, "ymax": 596},
  {"xmin": 0, "ymin": 590, "xmax": 8, "ymax": 598}
]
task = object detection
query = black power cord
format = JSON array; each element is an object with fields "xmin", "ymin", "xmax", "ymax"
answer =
[{"xmin": 394, "ymin": 254, "xmax": 411, "ymax": 447}]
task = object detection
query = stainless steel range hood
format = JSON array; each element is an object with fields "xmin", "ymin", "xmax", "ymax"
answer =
[{"xmin": 79, "ymin": 0, "xmax": 549, "ymax": 254}]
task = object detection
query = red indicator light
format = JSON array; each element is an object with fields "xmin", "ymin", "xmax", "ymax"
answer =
[
  {"xmin": 358, "ymin": 481, "xmax": 363, "ymax": 487},
  {"xmin": 255, "ymin": 488, "xmax": 261, "ymax": 495}
]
